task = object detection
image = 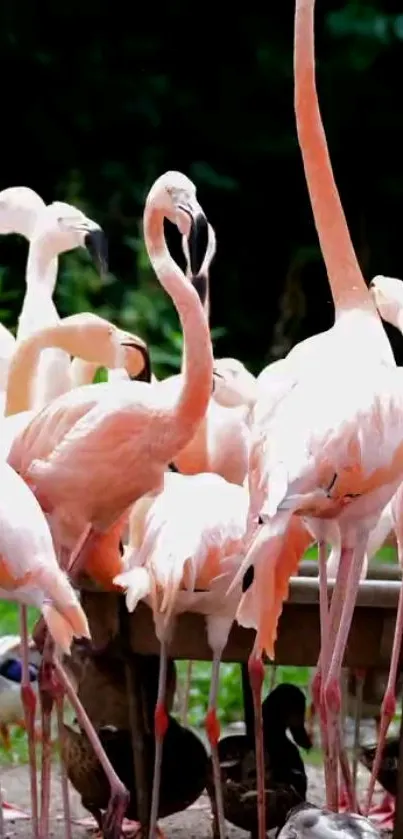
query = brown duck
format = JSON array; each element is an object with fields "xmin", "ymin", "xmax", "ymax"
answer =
[{"xmin": 61, "ymin": 715, "xmax": 209, "ymax": 831}]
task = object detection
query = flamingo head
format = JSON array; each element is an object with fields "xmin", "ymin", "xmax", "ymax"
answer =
[
  {"xmin": 0, "ymin": 186, "xmax": 46, "ymax": 239},
  {"xmin": 31, "ymin": 201, "xmax": 108, "ymax": 277},
  {"xmin": 55, "ymin": 312, "xmax": 150, "ymax": 378},
  {"xmin": 369, "ymin": 274, "xmax": 403, "ymax": 330},
  {"xmin": 212, "ymin": 358, "xmax": 258, "ymax": 408},
  {"xmin": 147, "ymin": 170, "xmax": 207, "ymax": 241}
]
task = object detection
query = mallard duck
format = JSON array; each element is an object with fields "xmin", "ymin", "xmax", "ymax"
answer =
[
  {"xmin": 0, "ymin": 635, "xmax": 41, "ymax": 819},
  {"xmin": 277, "ymin": 802, "xmax": 381, "ymax": 838},
  {"xmin": 0, "ymin": 635, "xmax": 40, "ymax": 751},
  {"xmin": 207, "ymin": 683, "xmax": 312, "ymax": 837},
  {"xmin": 61, "ymin": 716, "xmax": 209, "ymax": 834}
]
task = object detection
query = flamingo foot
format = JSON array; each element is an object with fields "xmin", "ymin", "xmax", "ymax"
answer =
[
  {"xmin": 367, "ymin": 792, "xmax": 395, "ymax": 830},
  {"xmin": 323, "ymin": 676, "xmax": 341, "ymax": 812},
  {"xmin": 2, "ymin": 801, "xmax": 30, "ymax": 820},
  {"xmin": 102, "ymin": 790, "xmax": 131, "ymax": 839},
  {"xmin": 122, "ymin": 822, "xmax": 166, "ymax": 838}
]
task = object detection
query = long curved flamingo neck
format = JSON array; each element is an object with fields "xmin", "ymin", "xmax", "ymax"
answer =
[
  {"xmin": 18, "ymin": 239, "xmax": 59, "ymax": 346},
  {"xmin": 5, "ymin": 320, "xmax": 100, "ymax": 416},
  {"xmin": 143, "ymin": 200, "xmax": 213, "ymax": 460},
  {"xmin": 6, "ymin": 337, "xmax": 45, "ymax": 416},
  {"xmin": 294, "ymin": 0, "xmax": 378, "ymax": 315}
]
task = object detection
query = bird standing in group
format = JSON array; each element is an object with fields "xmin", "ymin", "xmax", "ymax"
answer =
[
  {"xmin": 5, "ymin": 171, "xmax": 213, "ymax": 839},
  {"xmin": 0, "ymin": 460, "xmax": 90, "ymax": 839},
  {"xmin": 115, "ymin": 470, "xmax": 249, "ymax": 839},
  {"xmin": 231, "ymin": 1, "xmax": 403, "ymax": 835}
]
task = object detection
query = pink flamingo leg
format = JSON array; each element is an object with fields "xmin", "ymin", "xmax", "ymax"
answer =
[
  {"xmin": 205, "ymin": 650, "xmax": 226, "ymax": 839},
  {"xmin": 55, "ymin": 696, "xmax": 72, "ymax": 839},
  {"xmin": 52, "ymin": 656, "xmax": 129, "ymax": 839},
  {"xmin": 20, "ymin": 604, "xmax": 39, "ymax": 839},
  {"xmin": 316, "ymin": 542, "xmax": 358, "ymax": 811},
  {"xmin": 316, "ymin": 540, "xmax": 333, "ymax": 804},
  {"xmin": 39, "ymin": 632, "xmax": 72, "ymax": 839},
  {"xmin": 148, "ymin": 639, "xmax": 169, "ymax": 839},
  {"xmin": 367, "ymin": 718, "xmax": 395, "ymax": 823},
  {"xmin": 65, "ymin": 524, "xmax": 94, "ymax": 576},
  {"xmin": 248, "ymin": 652, "xmax": 266, "ymax": 839},
  {"xmin": 364, "ymin": 571, "xmax": 403, "ymax": 814},
  {"xmin": 323, "ymin": 537, "xmax": 367, "ymax": 813},
  {"xmin": 38, "ymin": 658, "xmax": 54, "ymax": 839},
  {"xmin": 352, "ymin": 669, "xmax": 365, "ymax": 793}
]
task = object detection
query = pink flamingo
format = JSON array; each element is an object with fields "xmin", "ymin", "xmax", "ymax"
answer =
[
  {"xmin": 3, "ymin": 311, "xmax": 150, "ymax": 838},
  {"xmin": 16, "ymin": 200, "xmax": 107, "ymax": 410},
  {"xmin": 0, "ymin": 460, "xmax": 90, "ymax": 839},
  {"xmin": 0, "ymin": 188, "xmax": 109, "ymax": 413},
  {"xmin": 7, "ymin": 172, "xmax": 212, "ymax": 556},
  {"xmin": 115, "ymin": 470, "xmax": 249, "ymax": 839},
  {"xmin": 0, "ymin": 187, "xmax": 46, "ymax": 412},
  {"xmin": 229, "ymin": 0, "xmax": 403, "ymax": 831},
  {"xmin": 6, "ymin": 171, "xmax": 213, "ymax": 838}
]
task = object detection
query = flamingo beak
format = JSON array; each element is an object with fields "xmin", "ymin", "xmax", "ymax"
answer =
[
  {"xmin": 186, "ymin": 211, "xmax": 209, "ymax": 276},
  {"xmin": 85, "ymin": 228, "xmax": 108, "ymax": 278},
  {"xmin": 120, "ymin": 339, "xmax": 152, "ymax": 383},
  {"xmin": 191, "ymin": 273, "xmax": 208, "ymax": 307}
]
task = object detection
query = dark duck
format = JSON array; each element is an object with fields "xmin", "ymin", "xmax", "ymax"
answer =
[
  {"xmin": 208, "ymin": 682, "xmax": 312, "ymax": 838},
  {"xmin": 359, "ymin": 738, "xmax": 398, "ymax": 830},
  {"xmin": 61, "ymin": 653, "xmax": 209, "ymax": 838}
]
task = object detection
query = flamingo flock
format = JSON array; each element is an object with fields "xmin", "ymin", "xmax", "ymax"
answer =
[{"xmin": 0, "ymin": 1, "xmax": 402, "ymax": 838}]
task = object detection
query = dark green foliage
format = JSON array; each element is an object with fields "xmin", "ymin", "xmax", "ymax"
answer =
[{"xmin": 0, "ymin": 2, "xmax": 402, "ymax": 374}]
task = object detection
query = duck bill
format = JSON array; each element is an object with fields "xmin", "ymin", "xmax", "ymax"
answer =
[
  {"xmin": 85, "ymin": 228, "xmax": 108, "ymax": 278},
  {"xmin": 289, "ymin": 721, "xmax": 313, "ymax": 751}
]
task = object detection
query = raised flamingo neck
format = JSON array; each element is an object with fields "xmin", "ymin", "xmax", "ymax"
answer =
[
  {"xmin": 294, "ymin": 0, "xmax": 378, "ymax": 316},
  {"xmin": 143, "ymin": 197, "xmax": 213, "ymax": 461},
  {"xmin": 5, "ymin": 321, "xmax": 92, "ymax": 415},
  {"xmin": 25, "ymin": 239, "xmax": 58, "ymax": 297}
]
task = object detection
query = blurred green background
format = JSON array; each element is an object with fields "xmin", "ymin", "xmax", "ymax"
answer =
[{"xmin": 0, "ymin": 3, "xmax": 403, "ymax": 377}]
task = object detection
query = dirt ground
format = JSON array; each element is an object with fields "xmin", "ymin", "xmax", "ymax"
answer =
[{"xmin": 0, "ymin": 760, "xmax": 394, "ymax": 839}]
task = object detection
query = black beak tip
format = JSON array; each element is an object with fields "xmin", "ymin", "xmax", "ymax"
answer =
[
  {"xmin": 188, "ymin": 212, "xmax": 209, "ymax": 277},
  {"xmin": 85, "ymin": 229, "xmax": 108, "ymax": 278},
  {"xmin": 128, "ymin": 345, "xmax": 152, "ymax": 384}
]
